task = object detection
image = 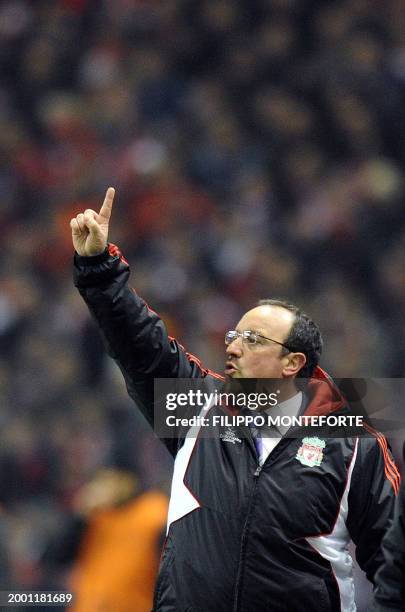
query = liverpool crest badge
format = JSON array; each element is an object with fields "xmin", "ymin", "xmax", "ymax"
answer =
[{"xmin": 296, "ymin": 437, "xmax": 326, "ymax": 467}]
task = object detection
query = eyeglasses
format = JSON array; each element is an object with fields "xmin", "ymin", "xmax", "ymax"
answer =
[{"xmin": 225, "ymin": 330, "xmax": 291, "ymax": 351}]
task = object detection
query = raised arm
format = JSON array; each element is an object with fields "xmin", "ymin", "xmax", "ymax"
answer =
[{"xmin": 71, "ymin": 188, "xmax": 222, "ymax": 435}]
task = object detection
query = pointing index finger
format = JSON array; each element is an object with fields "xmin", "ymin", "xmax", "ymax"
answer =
[{"xmin": 98, "ymin": 187, "xmax": 115, "ymax": 221}]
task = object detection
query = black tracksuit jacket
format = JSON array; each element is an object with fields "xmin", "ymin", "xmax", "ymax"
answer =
[
  {"xmin": 372, "ymin": 443, "xmax": 405, "ymax": 611},
  {"xmin": 73, "ymin": 244, "xmax": 400, "ymax": 612}
]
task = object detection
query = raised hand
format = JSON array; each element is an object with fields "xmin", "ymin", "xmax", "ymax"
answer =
[{"xmin": 71, "ymin": 187, "xmax": 115, "ymax": 256}]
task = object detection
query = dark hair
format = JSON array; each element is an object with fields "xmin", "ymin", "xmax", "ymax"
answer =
[{"xmin": 257, "ymin": 299, "xmax": 323, "ymax": 378}]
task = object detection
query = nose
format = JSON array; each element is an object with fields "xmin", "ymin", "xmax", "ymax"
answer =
[{"xmin": 226, "ymin": 336, "xmax": 243, "ymax": 358}]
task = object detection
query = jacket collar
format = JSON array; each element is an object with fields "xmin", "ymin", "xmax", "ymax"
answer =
[{"xmin": 303, "ymin": 366, "xmax": 346, "ymax": 417}]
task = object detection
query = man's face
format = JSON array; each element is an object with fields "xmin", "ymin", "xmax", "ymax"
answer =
[{"xmin": 225, "ymin": 305, "xmax": 295, "ymax": 379}]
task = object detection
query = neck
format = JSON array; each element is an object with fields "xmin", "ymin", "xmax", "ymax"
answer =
[
  {"xmin": 250, "ymin": 378, "xmax": 299, "ymax": 409},
  {"xmin": 277, "ymin": 379, "xmax": 300, "ymax": 403}
]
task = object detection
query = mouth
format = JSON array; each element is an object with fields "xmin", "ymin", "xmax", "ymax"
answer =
[{"xmin": 225, "ymin": 362, "xmax": 239, "ymax": 376}]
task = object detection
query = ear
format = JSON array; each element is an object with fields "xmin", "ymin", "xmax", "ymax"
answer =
[{"xmin": 282, "ymin": 352, "xmax": 306, "ymax": 378}]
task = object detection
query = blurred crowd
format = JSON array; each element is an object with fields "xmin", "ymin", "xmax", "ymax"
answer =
[{"xmin": 1, "ymin": 0, "xmax": 405, "ymax": 607}]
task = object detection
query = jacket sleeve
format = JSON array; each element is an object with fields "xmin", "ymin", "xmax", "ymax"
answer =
[
  {"xmin": 372, "ymin": 444, "xmax": 405, "ymax": 611},
  {"xmin": 73, "ymin": 244, "xmax": 222, "ymax": 448},
  {"xmin": 346, "ymin": 435, "xmax": 400, "ymax": 584}
]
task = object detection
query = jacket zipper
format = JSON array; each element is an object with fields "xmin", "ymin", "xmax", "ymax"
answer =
[{"xmin": 232, "ymin": 463, "xmax": 262, "ymax": 612}]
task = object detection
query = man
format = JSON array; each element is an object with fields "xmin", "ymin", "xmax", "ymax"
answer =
[
  {"xmin": 43, "ymin": 468, "xmax": 168, "ymax": 612},
  {"xmin": 71, "ymin": 188, "xmax": 400, "ymax": 612},
  {"xmin": 372, "ymin": 442, "xmax": 405, "ymax": 611}
]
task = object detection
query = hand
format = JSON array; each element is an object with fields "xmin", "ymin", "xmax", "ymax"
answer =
[{"xmin": 70, "ymin": 187, "xmax": 115, "ymax": 256}]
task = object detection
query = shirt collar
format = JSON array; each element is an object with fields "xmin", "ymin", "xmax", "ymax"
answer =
[{"xmin": 264, "ymin": 391, "xmax": 303, "ymax": 435}]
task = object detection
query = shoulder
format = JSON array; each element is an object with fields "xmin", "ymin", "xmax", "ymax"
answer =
[{"xmin": 355, "ymin": 430, "xmax": 401, "ymax": 496}]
